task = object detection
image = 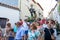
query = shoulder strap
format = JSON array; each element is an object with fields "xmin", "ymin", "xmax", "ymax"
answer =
[{"xmin": 48, "ymin": 29, "xmax": 51, "ymax": 35}]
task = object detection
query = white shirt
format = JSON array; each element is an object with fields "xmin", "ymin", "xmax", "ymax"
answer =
[
  {"xmin": 43, "ymin": 24, "xmax": 48, "ymax": 28},
  {"xmin": 15, "ymin": 26, "xmax": 25, "ymax": 39},
  {"xmin": 23, "ymin": 21, "xmax": 29, "ymax": 31}
]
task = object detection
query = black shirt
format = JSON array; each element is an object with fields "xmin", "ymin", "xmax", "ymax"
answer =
[{"xmin": 44, "ymin": 28, "xmax": 54, "ymax": 40}]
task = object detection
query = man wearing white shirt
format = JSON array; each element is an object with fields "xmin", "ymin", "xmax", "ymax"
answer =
[
  {"xmin": 15, "ymin": 22, "xmax": 25, "ymax": 40},
  {"xmin": 23, "ymin": 20, "xmax": 29, "ymax": 40}
]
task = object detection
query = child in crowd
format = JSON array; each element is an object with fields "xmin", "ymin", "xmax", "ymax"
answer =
[
  {"xmin": 5, "ymin": 23, "xmax": 12, "ymax": 39},
  {"xmin": 28, "ymin": 22, "xmax": 41, "ymax": 40},
  {"xmin": 5, "ymin": 23, "xmax": 12, "ymax": 36},
  {"xmin": 8, "ymin": 29, "xmax": 15, "ymax": 40}
]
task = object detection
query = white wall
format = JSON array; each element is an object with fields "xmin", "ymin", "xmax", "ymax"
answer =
[
  {"xmin": 18, "ymin": 0, "xmax": 31, "ymax": 20},
  {"xmin": 18, "ymin": 0, "xmax": 43, "ymax": 20},
  {"xmin": 0, "ymin": 6, "xmax": 19, "ymax": 28},
  {"xmin": 51, "ymin": 3, "xmax": 60, "ymax": 24}
]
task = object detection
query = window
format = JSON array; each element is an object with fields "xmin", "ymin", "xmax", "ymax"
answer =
[{"xmin": 0, "ymin": 18, "xmax": 7, "ymax": 28}]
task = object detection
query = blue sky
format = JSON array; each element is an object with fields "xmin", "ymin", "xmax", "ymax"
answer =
[{"xmin": 0, "ymin": 0, "xmax": 18, "ymax": 7}]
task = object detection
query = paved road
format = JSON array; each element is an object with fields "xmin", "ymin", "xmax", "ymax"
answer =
[{"xmin": 56, "ymin": 34, "xmax": 60, "ymax": 40}]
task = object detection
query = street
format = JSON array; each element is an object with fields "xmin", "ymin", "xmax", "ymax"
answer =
[{"xmin": 56, "ymin": 34, "xmax": 60, "ymax": 40}]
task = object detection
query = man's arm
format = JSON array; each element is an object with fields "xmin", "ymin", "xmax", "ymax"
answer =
[
  {"xmin": 21, "ymin": 30, "xmax": 25, "ymax": 40},
  {"xmin": 22, "ymin": 36, "xmax": 24, "ymax": 40}
]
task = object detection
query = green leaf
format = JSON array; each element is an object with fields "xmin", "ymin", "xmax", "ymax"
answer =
[{"xmin": 58, "ymin": 4, "xmax": 60, "ymax": 13}]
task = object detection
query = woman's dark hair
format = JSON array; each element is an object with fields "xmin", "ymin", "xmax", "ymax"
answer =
[
  {"xmin": 37, "ymin": 18, "xmax": 41, "ymax": 21},
  {"xmin": 9, "ymin": 29, "xmax": 14, "ymax": 32},
  {"xmin": 19, "ymin": 19, "xmax": 22, "ymax": 21},
  {"xmin": 31, "ymin": 23, "xmax": 37, "ymax": 30},
  {"xmin": 37, "ymin": 22, "xmax": 40, "ymax": 26},
  {"xmin": 51, "ymin": 20, "xmax": 55, "ymax": 25},
  {"xmin": 7, "ymin": 23, "xmax": 11, "ymax": 27}
]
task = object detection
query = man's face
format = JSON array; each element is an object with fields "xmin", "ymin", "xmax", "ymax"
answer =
[
  {"xmin": 48, "ymin": 20, "xmax": 52, "ymax": 28},
  {"xmin": 16, "ymin": 23, "xmax": 20, "ymax": 27},
  {"xmin": 48, "ymin": 20, "xmax": 51, "ymax": 25}
]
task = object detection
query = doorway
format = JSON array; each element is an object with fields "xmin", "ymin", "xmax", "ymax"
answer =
[{"xmin": 0, "ymin": 17, "xmax": 7, "ymax": 28}]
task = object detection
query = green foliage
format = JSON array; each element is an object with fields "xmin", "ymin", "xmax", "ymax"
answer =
[
  {"xmin": 27, "ymin": 16, "xmax": 35, "ymax": 22},
  {"xmin": 58, "ymin": 4, "xmax": 60, "ymax": 13},
  {"xmin": 56, "ymin": 22, "xmax": 60, "ymax": 32}
]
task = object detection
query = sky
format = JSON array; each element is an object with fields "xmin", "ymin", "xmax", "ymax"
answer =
[
  {"xmin": 0, "ymin": 0, "xmax": 18, "ymax": 7},
  {"xmin": 35, "ymin": 0, "xmax": 57, "ymax": 17}
]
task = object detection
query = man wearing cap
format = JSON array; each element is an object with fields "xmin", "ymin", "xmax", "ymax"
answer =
[{"xmin": 15, "ymin": 22, "xmax": 25, "ymax": 40}]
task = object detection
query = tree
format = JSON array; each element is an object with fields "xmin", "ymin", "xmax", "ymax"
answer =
[{"xmin": 58, "ymin": 4, "xmax": 60, "ymax": 13}]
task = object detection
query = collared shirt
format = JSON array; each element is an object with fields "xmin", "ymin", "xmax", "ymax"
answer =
[
  {"xmin": 44, "ymin": 28, "xmax": 54, "ymax": 40},
  {"xmin": 23, "ymin": 21, "xmax": 28, "ymax": 31},
  {"xmin": 43, "ymin": 24, "xmax": 48, "ymax": 28},
  {"xmin": 15, "ymin": 26, "xmax": 25, "ymax": 39},
  {"xmin": 28, "ymin": 30, "xmax": 40, "ymax": 40},
  {"xmin": 14, "ymin": 25, "xmax": 18, "ymax": 33}
]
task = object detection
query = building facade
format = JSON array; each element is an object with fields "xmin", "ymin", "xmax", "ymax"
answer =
[
  {"xmin": 0, "ymin": 3, "xmax": 20, "ymax": 28},
  {"xmin": 18, "ymin": 0, "xmax": 43, "ymax": 20},
  {"xmin": 49, "ymin": 2, "xmax": 60, "ymax": 24}
]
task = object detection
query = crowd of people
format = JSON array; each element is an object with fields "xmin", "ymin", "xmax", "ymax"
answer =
[{"xmin": 0, "ymin": 18, "xmax": 59, "ymax": 40}]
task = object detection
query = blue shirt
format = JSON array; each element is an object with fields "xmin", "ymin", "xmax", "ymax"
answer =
[
  {"xmin": 23, "ymin": 22, "xmax": 28, "ymax": 31},
  {"xmin": 15, "ymin": 26, "xmax": 25, "ymax": 39},
  {"xmin": 14, "ymin": 25, "xmax": 18, "ymax": 33},
  {"xmin": 28, "ymin": 30, "xmax": 40, "ymax": 40}
]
